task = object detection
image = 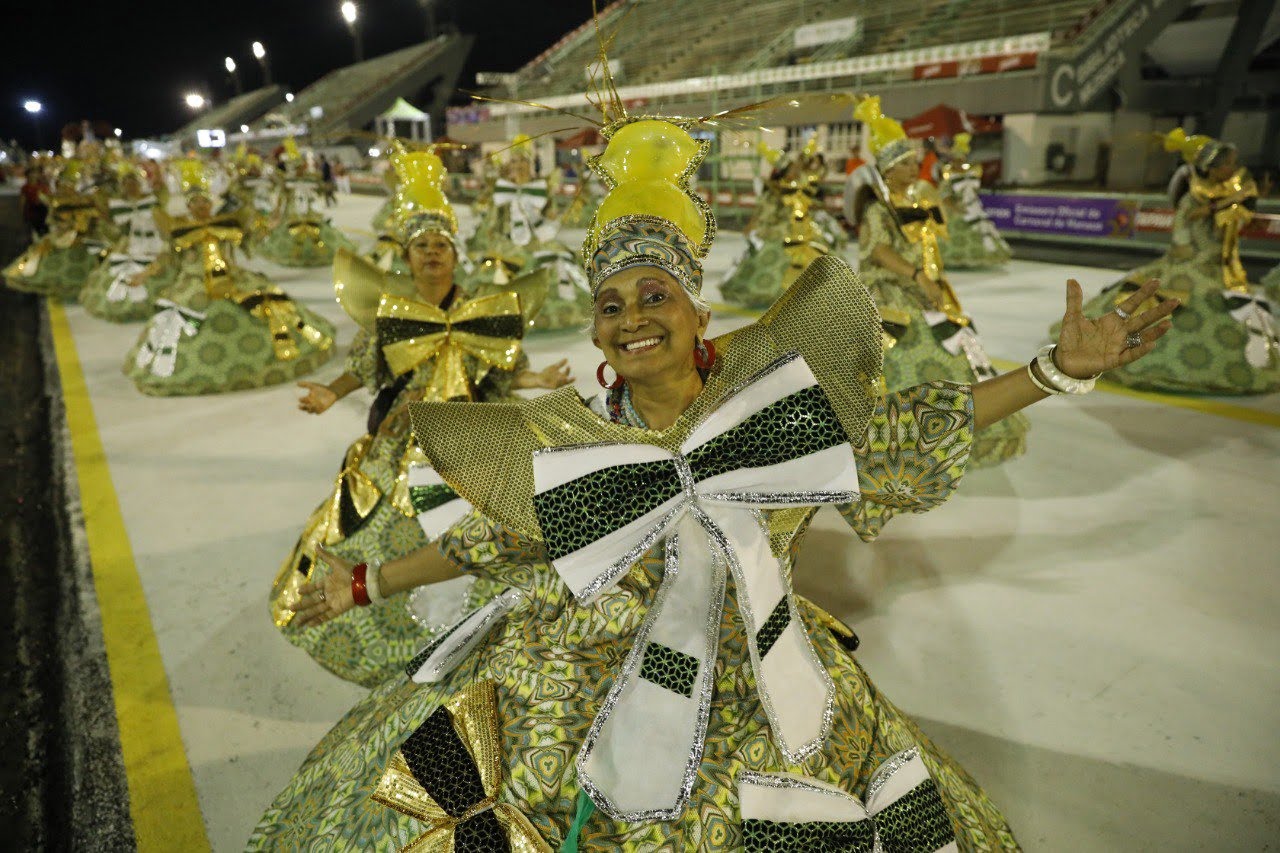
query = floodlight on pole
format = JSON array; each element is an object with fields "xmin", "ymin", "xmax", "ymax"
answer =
[
  {"xmin": 225, "ymin": 56, "xmax": 243, "ymax": 94},
  {"xmin": 285, "ymin": 92, "xmax": 295, "ymax": 103},
  {"xmin": 114, "ymin": 128, "xmax": 123, "ymax": 138},
  {"xmin": 251, "ymin": 41, "xmax": 273, "ymax": 85},
  {"xmin": 185, "ymin": 93, "xmax": 207, "ymax": 110},
  {"xmin": 340, "ymin": 3, "xmax": 364, "ymax": 62},
  {"xmin": 23, "ymin": 99, "xmax": 44, "ymax": 150}
]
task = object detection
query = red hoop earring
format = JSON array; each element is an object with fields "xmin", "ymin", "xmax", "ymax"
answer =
[
  {"xmin": 596, "ymin": 361, "xmax": 624, "ymax": 390},
  {"xmin": 694, "ymin": 338, "xmax": 717, "ymax": 370}
]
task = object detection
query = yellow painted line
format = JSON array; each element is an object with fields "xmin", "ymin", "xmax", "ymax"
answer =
[
  {"xmin": 710, "ymin": 301, "xmax": 1279, "ymax": 428},
  {"xmin": 990, "ymin": 357, "xmax": 1280, "ymax": 428},
  {"xmin": 46, "ymin": 301, "xmax": 211, "ymax": 852}
]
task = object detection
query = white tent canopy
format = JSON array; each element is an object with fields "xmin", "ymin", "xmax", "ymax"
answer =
[{"xmin": 376, "ymin": 98, "xmax": 431, "ymax": 140}]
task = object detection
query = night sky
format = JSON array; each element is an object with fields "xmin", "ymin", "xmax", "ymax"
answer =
[{"xmin": 3, "ymin": 0, "xmax": 590, "ymax": 149}]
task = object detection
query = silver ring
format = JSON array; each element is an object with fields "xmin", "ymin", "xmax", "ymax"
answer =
[
  {"xmin": 1114, "ymin": 307, "xmax": 1131, "ymax": 320},
  {"xmin": 1125, "ymin": 332, "xmax": 1143, "ymax": 349},
  {"xmin": 318, "ymin": 588, "xmax": 326, "ymax": 602}
]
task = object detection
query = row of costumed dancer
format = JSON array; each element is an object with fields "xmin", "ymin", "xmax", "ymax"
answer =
[{"xmin": 4, "ymin": 86, "xmax": 1277, "ymax": 850}]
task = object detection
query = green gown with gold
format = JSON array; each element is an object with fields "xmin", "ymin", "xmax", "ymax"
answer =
[
  {"xmin": 4, "ymin": 190, "xmax": 111, "ymax": 301},
  {"xmin": 122, "ymin": 214, "xmax": 335, "ymax": 395}
]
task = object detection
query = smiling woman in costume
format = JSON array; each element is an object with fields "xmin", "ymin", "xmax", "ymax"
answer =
[
  {"xmin": 1055, "ymin": 128, "xmax": 1279, "ymax": 393},
  {"xmin": 248, "ymin": 108, "xmax": 1176, "ymax": 851},
  {"xmin": 272, "ymin": 144, "xmax": 571, "ymax": 689},
  {"xmin": 849, "ymin": 97, "xmax": 1030, "ymax": 467}
]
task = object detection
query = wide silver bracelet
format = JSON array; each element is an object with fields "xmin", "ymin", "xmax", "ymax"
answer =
[
  {"xmin": 1033, "ymin": 344, "xmax": 1098, "ymax": 395},
  {"xmin": 365, "ymin": 560, "xmax": 386, "ymax": 604}
]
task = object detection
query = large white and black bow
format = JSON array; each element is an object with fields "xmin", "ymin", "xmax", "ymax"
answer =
[
  {"xmin": 532, "ymin": 353, "xmax": 857, "ymax": 821},
  {"xmin": 134, "ymin": 300, "xmax": 205, "ymax": 378},
  {"xmin": 492, "ymin": 178, "xmax": 555, "ymax": 246}
]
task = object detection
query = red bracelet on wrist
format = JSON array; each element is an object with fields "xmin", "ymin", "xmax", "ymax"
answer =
[{"xmin": 351, "ymin": 562, "xmax": 371, "ymax": 607}]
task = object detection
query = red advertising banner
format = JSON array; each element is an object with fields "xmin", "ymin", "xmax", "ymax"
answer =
[{"xmin": 913, "ymin": 52, "xmax": 1037, "ymax": 81}]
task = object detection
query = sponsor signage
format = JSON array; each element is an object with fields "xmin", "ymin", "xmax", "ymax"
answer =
[
  {"xmin": 912, "ymin": 52, "xmax": 1038, "ymax": 80},
  {"xmin": 794, "ymin": 16, "xmax": 861, "ymax": 48}
]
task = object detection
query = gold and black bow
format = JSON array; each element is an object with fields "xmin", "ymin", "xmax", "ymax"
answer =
[
  {"xmin": 1192, "ymin": 169, "xmax": 1257, "ymax": 292},
  {"xmin": 236, "ymin": 289, "xmax": 332, "ymax": 361},
  {"xmin": 373, "ymin": 679, "xmax": 551, "ymax": 853},
  {"xmin": 376, "ymin": 291, "xmax": 524, "ymax": 401},
  {"xmin": 286, "ymin": 217, "xmax": 323, "ymax": 242}
]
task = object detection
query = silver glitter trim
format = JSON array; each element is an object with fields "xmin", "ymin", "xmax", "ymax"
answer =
[
  {"xmin": 722, "ymin": 507, "xmax": 835, "ymax": 766},
  {"xmin": 682, "ymin": 352, "xmax": 803, "ymax": 442},
  {"xmin": 864, "ymin": 747, "xmax": 922, "ymax": 805},
  {"xmin": 409, "ymin": 587, "xmax": 523, "ymax": 682},
  {"xmin": 405, "ymin": 574, "xmax": 476, "ymax": 633},
  {"xmin": 738, "ymin": 771, "xmax": 844, "ymax": 796},
  {"xmin": 591, "ymin": 250, "xmax": 700, "ymax": 302},
  {"xmin": 700, "ymin": 489, "xmax": 858, "ymax": 506},
  {"xmin": 575, "ymin": 530, "xmax": 727, "ymax": 823},
  {"xmin": 573, "ymin": 504, "xmax": 684, "ymax": 604}
]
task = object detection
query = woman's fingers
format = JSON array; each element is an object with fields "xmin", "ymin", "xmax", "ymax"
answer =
[
  {"xmin": 1116, "ymin": 279, "xmax": 1161, "ymax": 315},
  {"xmin": 1065, "ymin": 278, "xmax": 1083, "ymax": 316},
  {"xmin": 1128, "ymin": 297, "xmax": 1180, "ymax": 331},
  {"xmin": 1115, "ymin": 320, "xmax": 1173, "ymax": 366}
]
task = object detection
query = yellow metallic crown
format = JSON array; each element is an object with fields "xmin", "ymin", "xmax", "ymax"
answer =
[
  {"xmin": 176, "ymin": 157, "xmax": 211, "ymax": 196},
  {"xmin": 390, "ymin": 141, "xmax": 458, "ymax": 238},
  {"xmin": 1163, "ymin": 127, "xmax": 1215, "ymax": 166},
  {"xmin": 587, "ymin": 118, "xmax": 713, "ymax": 257},
  {"xmin": 952, "ymin": 132, "xmax": 972, "ymax": 157},
  {"xmin": 854, "ymin": 97, "xmax": 906, "ymax": 156}
]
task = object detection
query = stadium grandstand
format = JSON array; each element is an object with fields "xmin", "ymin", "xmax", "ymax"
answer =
[
  {"xmin": 170, "ymin": 85, "xmax": 286, "ymax": 149},
  {"xmin": 236, "ymin": 33, "xmax": 473, "ymax": 144},
  {"xmin": 450, "ymin": 0, "xmax": 1280, "ymax": 192}
]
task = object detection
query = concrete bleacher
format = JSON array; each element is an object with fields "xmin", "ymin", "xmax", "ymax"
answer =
[
  {"xmin": 515, "ymin": 0, "xmax": 1105, "ymax": 98},
  {"xmin": 253, "ymin": 35, "xmax": 472, "ymax": 138}
]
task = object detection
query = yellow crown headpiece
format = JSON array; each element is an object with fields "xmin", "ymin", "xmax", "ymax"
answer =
[
  {"xmin": 757, "ymin": 140, "xmax": 782, "ymax": 166},
  {"xmin": 801, "ymin": 135, "xmax": 820, "ymax": 159},
  {"xmin": 855, "ymin": 96, "xmax": 914, "ymax": 172},
  {"xmin": 55, "ymin": 159, "xmax": 85, "ymax": 188},
  {"xmin": 282, "ymin": 136, "xmax": 302, "ymax": 161},
  {"xmin": 508, "ymin": 133, "xmax": 533, "ymax": 161},
  {"xmin": 952, "ymin": 132, "xmax": 972, "ymax": 157},
  {"xmin": 584, "ymin": 118, "xmax": 715, "ymax": 298},
  {"xmin": 1163, "ymin": 127, "xmax": 1226, "ymax": 172},
  {"xmin": 176, "ymin": 157, "xmax": 212, "ymax": 197},
  {"xmin": 390, "ymin": 141, "xmax": 458, "ymax": 244}
]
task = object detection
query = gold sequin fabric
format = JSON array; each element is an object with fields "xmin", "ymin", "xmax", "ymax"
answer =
[{"xmin": 248, "ymin": 382, "xmax": 1020, "ymax": 851}]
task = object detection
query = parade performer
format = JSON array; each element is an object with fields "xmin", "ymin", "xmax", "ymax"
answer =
[
  {"xmin": 1058, "ymin": 128, "xmax": 1279, "ymax": 393},
  {"xmin": 468, "ymin": 135, "xmax": 592, "ymax": 332},
  {"xmin": 937, "ymin": 133, "xmax": 1012, "ymax": 270},
  {"xmin": 122, "ymin": 158, "xmax": 335, "ymax": 396},
  {"xmin": 80, "ymin": 161, "xmax": 175, "ymax": 321},
  {"xmin": 249, "ymin": 106, "xmax": 1177, "ymax": 851},
  {"xmin": 273, "ymin": 145, "xmax": 571, "ymax": 688},
  {"xmin": 849, "ymin": 97, "xmax": 1029, "ymax": 466},
  {"xmin": 258, "ymin": 138, "xmax": 356, "ymax": 267},
  {"xmin": 4, "ymin": 158, "xmax": 111, "ymax": 301}
]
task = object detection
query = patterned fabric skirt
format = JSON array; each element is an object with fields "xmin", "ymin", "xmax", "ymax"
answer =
[
  {"xmin": 122, "ymin": 270, "xmax": 336, "ymax": 396},
  {"xmin": 3, "ymin": 240, "xmax": 98, "ymax": 301},
  {"xmin": 1056, "ymin": 253, "xmax": 1280, "ymax": 394},
  {"xmin": 247, "ymin": 568, "xmax": 1020, "ymax": 851},
  {"xmin": 721, "ymin": 241, "xmax": 829, "ymax": 311},
  {"xmin": 80, "ymin": 255, "xmax": 178, "ymax": 322},
  {"xmin": 941, "ymin": 214, "xmax": 1011, "ymax": 270},
  {"xmin": 257, "ymin": 223, "xmax": 356, "ymax": 268}
]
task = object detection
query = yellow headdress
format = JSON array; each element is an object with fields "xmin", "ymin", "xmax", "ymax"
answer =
[
  {"xmin": 801, "ymin": 134, "xmax": 819, "ymax": 159},
  {"xmin": 952, "ymin": 132, "xmax": 972, "ymax": 158},
  {"xmin": 390, "ymin": 141, "xmax": 458, "ymax": 245},
  {"xmin": 757, "ymin": 140, "xmax": 782, "ymax": 166},
  {"xmin": 55, "ymin": 159, "xmax": 85, "ymax": 189},
  {"xmin": 1163, "ymin": 127, "xmax": 1228, "ymax": 173},
  {"xmin": 854, "ymin": 97, "xmax": 914, "ymax": 172},
  {"xmin": 584, "ymin": 118, "xmax": 714, "ymax": 298},
  {"xmin": 176, "ymin": 157, "xmax": 212, "ymax": 197},
  {"xmin": 508, "ymin": 133, "xmax": 533, "ymax": 161},
  {"xmin": 282, "ymin": 136, "xmax": 302, "ymax": 161}
]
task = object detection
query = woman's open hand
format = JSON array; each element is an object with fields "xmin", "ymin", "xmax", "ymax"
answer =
[
  {"xmin": 1055, "ymin": 278, "xmax": 1177, "ymax": 379},
  {"xmin": 297, "ymin": 381, "xmax": 338, "ymax": 414},
  {"xmin": 288, "ymin": 548, "xmax": 357, "ymax": 628}
]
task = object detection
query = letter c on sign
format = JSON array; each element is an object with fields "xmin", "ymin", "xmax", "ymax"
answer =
[{"xmin": 1051, "ymin": 65, "xmax": 1075, "ymax": 109}]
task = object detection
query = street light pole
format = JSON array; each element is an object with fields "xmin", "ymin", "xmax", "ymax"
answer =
[
  {"xmin": 341, "ymin": 2, "xmax": 364, "ymax": 63},
  {"xmin": 252, "ymin": 41, "xmax": 273, "ymax": 86},
  {"xmin": 24, "ymin": 100, "xmax": 43, "ymax": 151},
  {"xmin": 225, "ymin": 57, "xmax": 243, "ymax": 95}
]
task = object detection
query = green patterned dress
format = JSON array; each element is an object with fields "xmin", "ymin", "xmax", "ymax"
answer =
[
  {"xmin": 257, "ymin": 179, "xmax": 356, "ymax": 268},
  {"xmin": 860, "ymin": 201, "xmax": 1029, "ymax": 467},
  {"xmin": 122, "ymin": 218, "xmax": 335, "ymax": 396},
  {"xmin": 1059, "ymin": 192, "xmax": 1280, "ymax": 394},
  {"xmin": 937, "ymin": 165, "xmax": 1011, "ymax": 270},
  {"xmin": 1263, "ymin": 263, "xmax": 1280, "ymax": 307},
  {"xmin": 80, "ymin": 195, "xmax": 177, "ymax": 322},
  {"xmin": 4, "ymin": 196, "xmax": 109, "ymax": 301},
  {"xmin": 721, "ymin": 193, "xmax": 833, "ymax": 311},
  {"xmin": 271, "ymin": 312, "xmax": 523, "ymax": 689},
  {"xmin": 248, "ymin": 382, "xmax": 1019, "ymax": 851}
]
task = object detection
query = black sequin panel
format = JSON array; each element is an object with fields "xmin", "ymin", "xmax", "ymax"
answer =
[
  {"xmin": 376, "ymin": 316, "xmax": 448, "ymax": 343},
  {"xmin": 403, "ymin": 617, "xmax": 468, "ymax": 678},
  {"xmin": 741, "ymin": 817, "xmax": 874, "ymax": 852},
  {"xmin": 638, "ymin": 642, "xmax": 699, "ymax": 697},
  {"xmin": 534, "ymin": 459, "xmax": 681, "ymax": 560},
  {"xmin": 376, "ymin": 314, "xmax": 525, "ymax": 347},
  {"xmin": 410, "ymin": 483, "xmax": 458, "ymax": 514},
  {"xmin": 456, "ymin": 811, "xmax": 510, "ymax": 852},
  {"xmin": 399, "ymin": 706, "xmax": 487, "ymax": 817},
  {"xmin": 685, "ymin": 384, "xmax": 846, "ymax": 484},
  {"xmin": 755, "ymin": 599, "xmax": 791, "ymax": 659},
  {"xmin": 873, "ymin": 779, "xmax": 955, "ymax": 851}
]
